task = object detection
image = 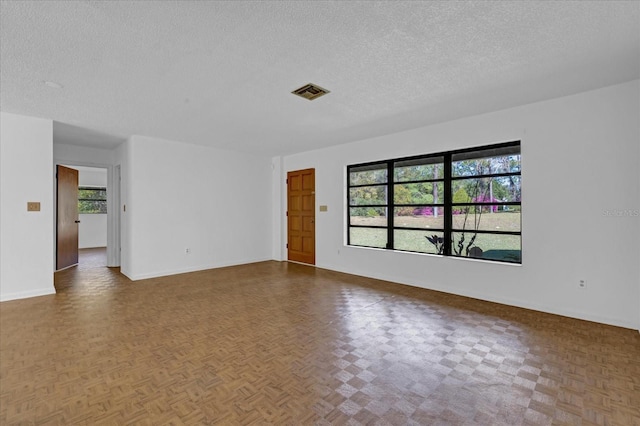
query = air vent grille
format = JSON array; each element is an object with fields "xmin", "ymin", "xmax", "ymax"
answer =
[{"xmin": 291, "ymin": 83, "xmax": 330, "ymax": 101}]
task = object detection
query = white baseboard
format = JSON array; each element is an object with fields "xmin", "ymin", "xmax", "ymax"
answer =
[
  {"xmin": 124, "ymin": 257, "xmax": 273, "ymax": 281},
  {"xmin": 0, "ymin": 287, "xmax": 56, "ymax": 302}
]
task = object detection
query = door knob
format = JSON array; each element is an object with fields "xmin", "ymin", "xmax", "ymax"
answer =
[{"xmin": 75, "ymin": 220, "xmax": 81, "ymax": 223}]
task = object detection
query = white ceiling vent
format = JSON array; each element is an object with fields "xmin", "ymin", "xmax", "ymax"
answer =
[{"xmin": 291, "ymin": 83, "xmax": 330, "ymax": 101}]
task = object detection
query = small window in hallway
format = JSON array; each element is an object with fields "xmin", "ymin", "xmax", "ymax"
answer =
[{"xmin": 78, "ymin": 187, "xmax": 107, "ymax": 214}]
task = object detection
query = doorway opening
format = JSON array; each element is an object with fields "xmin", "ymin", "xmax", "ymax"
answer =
[{"xmin": 55, "ymin": 163, "xmax": 120, "ymax": 273}]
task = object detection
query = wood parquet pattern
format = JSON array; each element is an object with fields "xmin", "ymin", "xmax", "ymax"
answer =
[{"xmin": 1, "ymin": 249, "xmax": 639, "ymax": 425}]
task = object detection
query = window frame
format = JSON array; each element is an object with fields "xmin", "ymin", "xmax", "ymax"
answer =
[{"xmin": 347, "ymin": 141, "xmax": 521, "ymax": 264}]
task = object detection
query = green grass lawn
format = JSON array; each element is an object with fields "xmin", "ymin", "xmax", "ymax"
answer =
[{"xmin": 351, "ymin": 212, "xmax": 521, "ymax": 258}]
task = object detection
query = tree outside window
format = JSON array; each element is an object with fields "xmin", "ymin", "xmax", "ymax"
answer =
[{"xmin": 78, "ymin": 187, "xmax": 107, "ymax": 214}]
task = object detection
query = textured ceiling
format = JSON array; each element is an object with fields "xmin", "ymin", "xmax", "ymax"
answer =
[{"xmin": 1, "ymin": 1, "xmax": 638, "ymax": 155}]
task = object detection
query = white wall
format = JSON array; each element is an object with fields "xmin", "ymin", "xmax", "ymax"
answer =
[
  {"xmin": 78, "ymin": 214, "xmax": 107, "ymax": 248},
  {"xmin": 78, "ymin": 167, "xmax": 108, "ymax": 187},
  {"xmin": 121, "ymin": 135, "xmax": 273, "ymax": 280},
  {"xmin": 0, "ymin": 112, "xmax": 55, "ymax": 301},
  {"xmin": 53, "ymin": 143, "xmax": 115, "ymax": 166},
  {"xmin": 278, "ymin": 80, "xmax": 640, "ymax": 330},
  {"xmin": 271, "ymin": 156, "xmax": 283, "ymax": 261}
]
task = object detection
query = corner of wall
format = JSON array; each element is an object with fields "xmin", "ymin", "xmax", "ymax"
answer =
[{"xmin": 271, "ymin": 156, "xmax": 283, "ymax": 261}]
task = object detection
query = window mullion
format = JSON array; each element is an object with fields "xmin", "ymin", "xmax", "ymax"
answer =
[
  {"xmin": 443, "ymin": 153, "xmax": 452, "ymax": 256},
  {"xmin": 346, "ymin": 168, "xmax": 351, "ymax": 246},
  {"xmin": 387, "ymin": 161, "xmax": 394, "ymax": 250}
]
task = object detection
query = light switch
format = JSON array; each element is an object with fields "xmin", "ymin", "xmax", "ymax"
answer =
[
  {"xmin": 27, "ymin": 202, "xmax": 41, "ymax": 212},
  {"xmin": 319, "ymin": 205, "xmax": 328, "ymax": 212}
]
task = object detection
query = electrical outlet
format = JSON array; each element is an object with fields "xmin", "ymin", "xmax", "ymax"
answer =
[
  {"xmin": 185, "ymin": 248, "xmax": 191, "ymax": 254},
  {"xmin": 578, "ymin": 279, "xmax": 587, "ymax": 289}
]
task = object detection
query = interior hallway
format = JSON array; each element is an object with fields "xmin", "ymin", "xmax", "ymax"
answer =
[{"xmin": 1, "ymin": 255, "xmax": 638, "ymax": 424}]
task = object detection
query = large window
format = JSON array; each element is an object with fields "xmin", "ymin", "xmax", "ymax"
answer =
[
  {"xmin": 347, "ymin": 141, "xmax": 521, "ymax": 263},
  {"xmin": 78, "ymin": 187, "xmax": 107, "ymax": 214}
]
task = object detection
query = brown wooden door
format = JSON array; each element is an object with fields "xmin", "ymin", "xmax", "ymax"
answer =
[
  {"xmin": 57, "ymin": 165, "xmax": 79, "ymax": 270},
  {"xmin": 287, "ymin": 168, "xmax": 315, "ymax": 265}
]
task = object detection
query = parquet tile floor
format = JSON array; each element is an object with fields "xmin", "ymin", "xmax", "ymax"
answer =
[{"xmin": 1, "ymin": 249, "xmax": 639, "ymax": 425}]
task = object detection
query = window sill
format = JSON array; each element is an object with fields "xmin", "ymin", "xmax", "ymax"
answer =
[{"xmin": 345, "ymin": 244, "xmax": 522, "ymax": 266}]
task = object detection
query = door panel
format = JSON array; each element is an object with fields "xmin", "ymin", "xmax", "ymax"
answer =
[
  {"xmin": 287, "ymin": 168, "xmax": 315, "ymax": 265},
  {"xmin": 290, "ymin": 216, "xmax": 301, "ymax": 232},
  {"xmin": 57, "ymin": 165, "xmax": 79, "ymax": 270},
  {"xmin": 290, "ymin": 236, "xmax": 302, "ymax": 251},
  {"xmin": 302, "ymin": 194, "xmax": 313, "ymax": 211}
]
